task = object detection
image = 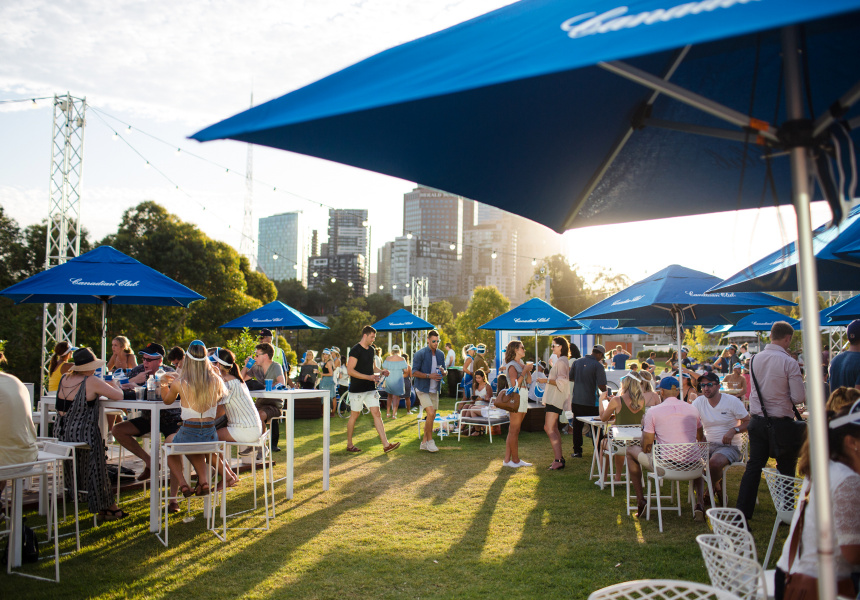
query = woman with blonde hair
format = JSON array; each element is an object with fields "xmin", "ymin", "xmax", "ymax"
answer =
[
  {"xmin": 599, "ymin": 371, "xmax": 659, "ymax": 482},
  {"xmin": 827, "ymin": 386, "xmax": 860, "ymax": 412},
  {"xmin": 48, "ymin": 341, "xmax": 76, "ymax": 392},
  {"xmin": 500, "ymin": 340, "xmax": 533, "ymax": 468},
  {"xmin": 639, "ymin": 370, "xmax": 661, "ymax": 406},
  {"xmin": 161, "ymin": 340, "xmax": 227, "ymax": 498},
  {"xmin": 107, "ymin": 335, "xmax": 137, "ymax": 371},
  {"xmin": 298, "ymin": 350, "xmax": 318, "ymax": 389},
  {"xmin": 461, "ymin": 344, "xmax": 477, "ymax": 402},
  {"xmin": 319, "ymin": 349, "xmax": 337, "ymax": 413}
]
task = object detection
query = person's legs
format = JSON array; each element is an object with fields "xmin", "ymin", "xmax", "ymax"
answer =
[
  {"xmin": 506, "ymin": 412, "xmax": 525, "ymax": 464},
  {"xmin": 346, "ymin": 411, "xmax": 360, "ymax": 447},
  {"xmin": 735, "ymin": 416, "xmax": 770, "ymax": 521},
  {"xmin": 368, "ymin": 407, "xmax": 390, "ymax": 446},
  {"xmin": 706, "ymin": 450, "xmax": 731, "ymax": 501},
  {"xmin": 216, "ymin": 428, "xmax": 239, "ymax": 487},
  {"xmin": 626, "ymin": 446, "xmax": 646, "ymax": 513},
  {"xmin": 570, "ymin": 404, "xmax": 598, "ymax": 456},
  {"xmin": 544, "ymin": 411, "xmax": 562, "ymax": 463},
  {"xmin": 391, "ymin": 395, "xmax": 400, "ymax": 418},
  {"xmin": 112, "ymin": 419, "xmax": 149, "ymax": 464},
  {"xmin": 423, "ymin": 407, "xmax": 436, "ymax": 443}
]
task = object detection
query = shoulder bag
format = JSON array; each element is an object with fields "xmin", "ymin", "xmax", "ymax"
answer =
[
  {"xmin": 750, "ymin": 355, "xmax": 807, "ymax": 458},
  {"xmin": 494, "ymin": 385, "xmax": 521, "ymax": 412}
]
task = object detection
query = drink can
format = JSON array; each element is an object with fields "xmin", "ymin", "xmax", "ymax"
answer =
[{"xmin": 265, "ymin": 379, "xmax": 273, "ymax": 391}]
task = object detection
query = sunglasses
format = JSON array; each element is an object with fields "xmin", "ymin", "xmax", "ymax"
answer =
[
  {"xmin": 142, "ymin": 357, "xmax": 160, "ymax": 363},
  {"xmin": 700, "ymin": 382, "xmax": 718, "ymax": 388}
]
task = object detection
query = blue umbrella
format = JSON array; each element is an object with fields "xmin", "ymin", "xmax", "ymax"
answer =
[
  {"xmin": 0, "ymin": 245, "xmax": 205, "ymax": 359},
  {"xmin": 371, "ymin": 308, "xmax": 433, "ymax": 332},
  {"xmin": 825, "ymin": 294, "xmax": 860, "ymax": 322},
  {"xmin": 705, "ymin": 308, "xmax": 800, "ymax": 333},
  {"xmin": 479, "ymin": 297, "xmax": 573, "ymax": 358},
  {"xmin": 552, "ymin": 320, "xmax": 648, "ymax": 336},
  {"xmin": 710, "ymin": 204, "xmax": 860, "ymax": 293},
  {"xmin": 193, "ymin": 2, "xmax": 858, "ymax": 585},
  {"xmin": 219, "ymin": 300, "xmax": 327, "ymax": 331}
]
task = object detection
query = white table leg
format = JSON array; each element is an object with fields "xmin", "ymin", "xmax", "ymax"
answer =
[
  {"xmin": 38, "ymin": 400, "xmax": 48, "ymax": 515},
  {"xmin": 11, "ymin": 479, "xmax": 23, "ymax": 567},
  {"xmin": 322, "ymin": 391, "xmax": 330, "ymax": 491},
  {"xmin": 149, "ymin": 407, "xmax": 161, "ymax": 533},
  {"xmin": 287, "ymin": 397, "xmax": 295, "ymax": 500}
]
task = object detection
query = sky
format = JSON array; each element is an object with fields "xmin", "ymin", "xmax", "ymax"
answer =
[{"xmin": 0, "ymin": 0, "xmax": 836, "ymax": 287}]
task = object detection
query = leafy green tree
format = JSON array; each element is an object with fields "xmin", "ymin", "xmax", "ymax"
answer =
[
  {"xmin": 365, "ymin": 293, "xmax": 403, "ymax": 323},
  {"xmin": 526, "ymin": 254, "xmax": 630, "ymax": 317},
  {"xmin": 454, "ymin": 286, "xmax": 510, "ymax": 358},
  {"xmin": 683, "ymin": 326, "xmax": 714, "ymax": 364}
]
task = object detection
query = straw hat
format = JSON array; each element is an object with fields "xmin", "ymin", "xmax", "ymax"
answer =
[{"xmin": 69, "ymin": 347, "xmax": 106, "ymax": 372}]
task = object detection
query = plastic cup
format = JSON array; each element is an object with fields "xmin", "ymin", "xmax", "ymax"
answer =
[
  {"xmin": 265, "ymin": 379, "xmax": 273, "ymax": 391},
  {"xmin": 247, "ymin": 358, "xmax": 256, "ymax": 369},
  {"xmin": 134, "ymin": 386, "xmax": 145, "ymax": 400}
]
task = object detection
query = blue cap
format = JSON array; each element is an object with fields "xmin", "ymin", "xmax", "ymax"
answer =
[{"xmin": 658, "ymin": 376, "xmax": 679, "ymax": 390}]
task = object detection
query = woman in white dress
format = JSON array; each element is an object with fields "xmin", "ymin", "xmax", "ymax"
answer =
[{"xmin": 542, "ymin": 337, "xmax": 570, "ymax": 470}]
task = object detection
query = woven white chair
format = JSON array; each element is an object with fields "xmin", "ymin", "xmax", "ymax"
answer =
[
  {"xmin": 696, "ymin": 534, "xmax": 769, "ymax": 600},
  {"xmin": 761, "ymin": 468, "xmax": 802, "ymax": 569},
  {"xmin": 719, "ymin": 433, "xmax": 750, "ymax": 507},
  {"xmin": 0, "ymin": 461, "xmax": 60, "ymax": 582},
  {"xmin": 706, "ymin": 508, "xmax": 757, "ymax": 561},
  {"xmin": 645, "ymin": 442, "xmax": 714, "ymax": 532},
  {"xmin": 588, "ymin": 578, "xmax": 741, "ymax": 600},
  {"xmin": 156, "ymin": 441, "xmax": 228, "ymax": 547},
  {"xmin": 225, "ymin": 429, "xmax": 274, "ymax": 527}
]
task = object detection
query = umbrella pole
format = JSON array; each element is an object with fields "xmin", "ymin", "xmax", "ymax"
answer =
[
  {"xmin": 388, "ymin": 332, "xmax": 392, "ymax": 355},
  {"xmin": 100, "ymin": 300, "xmax": 107, "ymax": 363},
  {"xmin": 674, "ymin": 309, "xmax": 683, "ymax": 379},
  {"xmin": 783, "ymin": 25, "xmax": 834, "ymax": 600}
]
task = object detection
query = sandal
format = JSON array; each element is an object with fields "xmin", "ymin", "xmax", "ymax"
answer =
[
  {"xmin": 179, "ymin": 484, "xmax": 194, "ymax": 498},
  {"xmin": 635, "ymin": 499, "xmax": 647, "ymax": 519},
  {"xmin": 548, "ymin": 458, "xmax": 565, "ymax": 471},
  {"xmin": 346, "ymin": 445, "xmax": 363, "ymax": 453},
  {"xmin": 168, "ymin": 501, "xmax": 181, "ymax": 514},
  {"xmin": 195, "ymin": 482, "xmax": 210, "ymax": 497},
  {"xmin": 383, "ymin": 442, "xmax": 401, "ymax": 453},
  {"xmin": 99, "ymin": 508, "xmax": 129, "ymax": 522},
  {"xmin": 216, "ymin": 477, "xmax": 239, "ymax": 491}
]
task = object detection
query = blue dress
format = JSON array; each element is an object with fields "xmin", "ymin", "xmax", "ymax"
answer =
[{"xmin": 382, "ymin": 358, "xmax": 408, "ymax": 396}]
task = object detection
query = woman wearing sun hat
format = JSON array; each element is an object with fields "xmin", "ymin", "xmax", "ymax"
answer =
[{"xmin": 56, "ymin": 347, "xmax": 127, "ymax": 521}]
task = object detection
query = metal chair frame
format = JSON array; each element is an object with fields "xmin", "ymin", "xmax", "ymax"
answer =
[
  {"xmin": 588, "ymin": 578, "xmax": 742, "ymax": 600},
  {"xmin": 761, "ymin": 468, "xmax": 802, "ymax": 569},
  {"xmin": 645, "ymin": 442, "xmax": 715, "ymax": 532},
  {"xmin": 696, "ymin": 534, "xmax": 768, "ymax": 600}
]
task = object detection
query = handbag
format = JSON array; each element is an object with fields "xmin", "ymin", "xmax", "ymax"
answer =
[
  {"xmin": 494, "ymin": 386, "xmax": 521, "ymax": 412},
  {"xmin": 750, "ymin": 356, "xmax": 807, "ymax": 457}
]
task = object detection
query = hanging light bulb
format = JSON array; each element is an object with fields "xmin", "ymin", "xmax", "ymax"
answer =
[
  {"xmin": 126, "ymin": 125, "xmax": 132, "ymax": 134},
  {"xmin": 348, "ymin": 281, "xmax": 354, "ymax": 288},
  {"xmin": 392, "ymin": 284, "xmax": 397, "ymax": 290},
  {"xmin": 312, "ymin": 272, "xmax": 318, "ymax": 278},
  {"xmin": 175, "ymin": 147, "xmax": 181, "ymax": 155},
  {"xmin": 112, "ymin": 132, "xmax": 118, "ymax": 141},
  {"xmin": 406, "ymin": 232, "xmax": 413, "ymax": 239},
  {"xmin": 449, "ymin": 243, "xmax": 456, "ymax": 250},
  {"xmin": 272, "ymin": 253, "xmax": 279, "ymax": 260},
  {"xmin": 331, "ymin": 277, "xmax": 336, "ymax": 283},
  {"xmin": 491, "ymin": 250, "xmax": 498, "ymax": 259},
  {"xmin": 293, "ymin": 264, "xmax": 299, "ymax": 270},
  {"xmin": 532, "ymin": 258, "xmax": 537, "ymax": 266},
  {"xmin": 144, "ymin": 161, "xmax": 150, "ymax": 169}
]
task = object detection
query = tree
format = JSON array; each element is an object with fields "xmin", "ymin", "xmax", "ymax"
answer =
[
  {"xmin": 365, "ymin": 293, "xmax": 403, "ymax": 323},
  {"xmin": 683, "ymin": 326, "xmax": 714, "ymax": 364},
  {"xmin": 275, "ymin": 278, "xmax": 309, "ymax": 312},
  {"xmin": 526, "ymin": 254, "xmax": 631, "ymax": 317},
  {"xmin": 454, "ymin": 286, "xmax": 510, "ymax": 359}
]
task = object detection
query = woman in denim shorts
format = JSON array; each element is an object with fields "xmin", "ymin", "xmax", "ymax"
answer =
[{"xmin": 161, "ymin": 341, "xmax": 227, "ymax": 500}]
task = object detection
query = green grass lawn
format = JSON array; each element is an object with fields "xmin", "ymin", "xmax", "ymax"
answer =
[{"xmin": 5, "ymin": 399, "xmax": 786, "ymax": 599}]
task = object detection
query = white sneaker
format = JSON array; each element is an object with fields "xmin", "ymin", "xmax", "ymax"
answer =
[
  {"xmin": 515, "ymin": 460, "xmax": 532, "ymax": 467},
  {"xmin": 419, "ymin": 441, "xmax": 428, "ymax": 451},
  {"xmin": 503, "ymin": 461, "xmax": 521, "ymax": 468},
  {"xmin": 426, "ymin": 439, "xmax": 439, "ymax": 453}
]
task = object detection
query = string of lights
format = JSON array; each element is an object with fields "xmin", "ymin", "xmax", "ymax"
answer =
[{"xmin": 2, "ymin": 96, "xmax": 574, "ymax": 281}]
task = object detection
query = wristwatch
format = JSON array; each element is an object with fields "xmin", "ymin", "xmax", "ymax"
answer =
[{"xmin": 733, "ymin": 426, "xmax": 741, "ymax": 434}]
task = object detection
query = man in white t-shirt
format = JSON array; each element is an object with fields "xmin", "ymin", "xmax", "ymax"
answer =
[
  {"xmin": 445, "ymin": 343, "xmax": 456, "ymax": 368},
  {"xmin": 692, "ymin": 371, "xmax": 750, "ymax": 504}
]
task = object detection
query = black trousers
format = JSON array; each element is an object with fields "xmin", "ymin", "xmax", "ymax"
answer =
[
  {"xmin": 735, "ymin": 415, "xmax": 802, "ymax": 521},
  {"xmin": 571, "ymin": 404, "xmax": 599, "ymax": 454}
]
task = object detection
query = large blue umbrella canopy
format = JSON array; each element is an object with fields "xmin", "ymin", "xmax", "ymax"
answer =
[
  {"xmin": 710, "ymin": 204, "xmax": 860, "ymax": 293},
  {"xmin": 220, "ymin": 300, "xmax": 328, "ymax": 330},
  {"xmin": 0, "ymin": 245, "xmax": 204, "ymax": 306},
  {"xmin": 192, "ymin": 0, "xmax": 860, "ymax": 230},
  {"xmin": 371, "ymin": 308, "xmax": 433, "ymax": 332},
  {"xmin": 553, "ymin": 320, "xmax": 648, "ymax": 336},
  {"xmin": 706, "ymin": 308, "xmax": 800, "ymax": 334},
  {"xmin": 825, "ymin": 295, "xmax": 860, "ymax": 322},
  {"xmin": 572, "ymin": 265, "xmax": 793, "ymax": 328},
  {"xmin": 0, "ymin": 245, "xmax": 205, "ymax": 359},
  {"xmin": 478, "ymin": 297, "xmax": 572, "ymax": 331}
]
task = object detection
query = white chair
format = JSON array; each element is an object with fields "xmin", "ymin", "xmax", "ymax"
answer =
[
  {"xmin": 455, "ymin": 402, "xmax": 510, "ymax": 443},
  {"xmin": 696, "ymin": 534, "xmax": 769, "ymax": 600},
  {"xmin": 588, "ymin": 578, "xmax": 741, "ymax": 600},
  {"xmin": 0, "ymin": 461, "xmax": 60, "ymax": 582},
  {"xmin": 225, "ymin": 429, "xmax": 274, "ymax": 527},
  {"xmin": 38, "ymin": 442, "xmax": 81, "ymax": 553},
  {"xmin": 707, "ymin": 508, "xmax": 757, "ymax": 561},
  {"xmin": 156, "ymin": 441, "xmax": 228, "ymax": 547},
  {"xmin": 601, "ymin": 425, "xmax": 639, "ymax": 496},
  {"xmin": 645, "ymin": 442, "xmax": 714, "ymax": 532},
  {"xmin": 761, "ymin": 468, "xmax": 802, "ymax": 569},
  {"xmin": 115, "ymin": 432, "xmax": 151, "ymax": 505},
  {"xmin": 719, "ymin": 433, "xmax": 750, "ymax": 507}
]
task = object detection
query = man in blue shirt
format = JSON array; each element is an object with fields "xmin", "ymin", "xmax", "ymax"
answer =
[
  {"xmin": 611, "ymin": 345, "xmax": 630, "ymax": 370},
  {"xmin": 569, "ymin": 344, "xmax": 607, "ymax": 458},
  {"xmin": 829, "ymin": 320, "xmax": 860, "ymax": 390},
  {"xmin": 412, "ymin": 329, "xmax": 447, "ymax": 453}
]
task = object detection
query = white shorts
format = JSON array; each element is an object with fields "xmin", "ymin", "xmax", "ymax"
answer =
[
  {"xmin": 416, "ymin": 391, "xmax": 439, "ymax": 411},
  {"xmin": 349, "ymin": 390, "xmax": 380, "ymax": 412},
  {"xmin": 227, "ymin": 425, "xmax": 263, "ymax": 444}
]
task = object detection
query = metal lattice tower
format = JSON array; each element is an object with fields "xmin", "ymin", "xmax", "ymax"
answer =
[
  {"xmin": 409, "ymin": 277, "xmax": 430, "ymax": 356},
  {"xmin": 40, "ymin": 93, "xmax": 86, "ymax": 391},
  {"xmin": 239, "ymin": 93, "xmax": 257, "ymax": 269}
]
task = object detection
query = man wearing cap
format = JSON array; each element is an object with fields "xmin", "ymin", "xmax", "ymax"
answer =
[
  {"xmin": 569, "ymin": 344, "xmax": 607, "ymax": 458},
  {"xmin": 259, "ymin": 329, "xmax": 290, "ymax": 372},
  {"xmin": 721, "ymin": 362, "xmax": 747, "ymax": 397},
  {"xmin": 829, "ymin": 319, "xmax": 860, "ymax": 390},
  {"xmin": 736, "ymin": 321, "xmax": 806, "ymax": 523},
  {"xmin": 413, "ymin": 330, "xmax": 447, "ymax": 453},
  {"xmin": 626, "ymin": 376, "xmax": 705, "ymax": 519},
  {"xmin": 111, "ymin": 343, "xmax": 177, "ymax": 481},
  {"xmin": 692, "ymin": 371, "xmax": 750, "ymax": 504}
]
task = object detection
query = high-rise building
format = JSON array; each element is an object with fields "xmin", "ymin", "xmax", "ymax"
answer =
[
  {"xmin": 388, "ymin": 236, "xmax": 460, "ymax": 303},
  {"xmin": 377, "ymin": 241, "xmax": 394, "ymax": 293},
  {"xmin": 462, "ymin": 222, "xmax": 519, "ymax": 301},
  {"xmin": 306, "ymin": 209, "xmax": 370, "ymax": 295},
  {"xmin": 257, "ymin": 211, "xmax": 307, "ymax": 283}
]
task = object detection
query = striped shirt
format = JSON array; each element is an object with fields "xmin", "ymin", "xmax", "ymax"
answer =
[{"xmin": 222, "ymin": 378, "xmax": 263, "ymax": 431}]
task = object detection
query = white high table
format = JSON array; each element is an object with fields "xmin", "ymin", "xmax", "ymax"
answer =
[
  {"xmin": 250, "ymin": 389, "xmax": 331, "ymax": 500},
  {"xmin": 40, "ymin": 389, "xmax": 331, "ymax": 531}
]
